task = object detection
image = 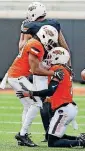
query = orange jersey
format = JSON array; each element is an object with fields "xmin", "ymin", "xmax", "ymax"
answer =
[
  {"xmin": 8, "ymin": 39, "xmax": 44, "ymax": 78},
  {"xmin": 49, "ymin": 65, "xmax": 73, "ymax": 110}
]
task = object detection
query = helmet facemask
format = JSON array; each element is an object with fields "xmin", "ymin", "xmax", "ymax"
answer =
[{"xmin": 45, "ymin": 39, "xmax": 58, "ymax": 52}]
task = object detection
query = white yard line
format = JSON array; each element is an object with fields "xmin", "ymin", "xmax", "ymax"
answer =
[
  {"xmin": 0, "ymin": 100, "xmax": 85, "ymax": 104},
  {"xmin": 0, "ymin": 96, "xmax": 16, "ymax": 99},
  {"xmin": 0, "ymin": 131, "xmax": 44, "ymax": 134},
  {"xmin": 0, "ymin": 96, "xmax": 85, "ymax": 100},
  {"xmin": 0, "ymin": 113, "xmax": 40, "ymax": 117},
  {"xmin": 0, "ymin": 114, "xmax": 84, "ymax": 119},
  {"xmin": 0, "ymin": 121, "xmax": 84, "ymax": 126},
  {"xmin": 0, "ymin": 106, "xmax": 22, "ymax": 109},
  {"xmin": 0, "ymin": 106, "xmax": 85, "ymax": 111},
  {"xmin": 0, "ymin": 113, "xmax": 21, "ymax": 116},
  {"xmin": 0, "ymin": 121, "xmax": 42, "ymax": 124},
  {"xmin": 0, "ymin": 97, "xmax": 85, "ymax": 100}
]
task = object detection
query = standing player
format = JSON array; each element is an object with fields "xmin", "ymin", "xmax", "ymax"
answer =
[
  {"xmin": 17, "ymin": 47, "xmax": 85, "ymax": 148},
  {"xmin": 0, "ymin": 1, "xmax": 70, "ymax": 143},
  {"xmin": 19, "ymin": 1, "xmax": 70, "ymax": 141},
  {"xmin": 7, "ymin": 26, "xmax": 61, "ymax": 147},
  {"xmin": 19, "ymin": 2, "xmax": 69, "ymax": 51}
]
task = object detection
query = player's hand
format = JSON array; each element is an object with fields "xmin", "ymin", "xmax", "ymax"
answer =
[
  {"xmin": 16, "ymin": 90, "xmax": 37, "ymax": 102},
  {"xmin": 16, "ymin": 91, "xmax": 30, "ymax": 99},
  {"xmin": 45, "ymin": 97, "xmax": 51, "ymax": 103},
  {"xmin": 53, "ymin": 69, "xmax": 64, "ymax": 81}
]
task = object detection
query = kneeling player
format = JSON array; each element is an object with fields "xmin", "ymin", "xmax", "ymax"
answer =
[{"xmin": 17, "ymin": 47, "xmax": 85, "ymax": 147}]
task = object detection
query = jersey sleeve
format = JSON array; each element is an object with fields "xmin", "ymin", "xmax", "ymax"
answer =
[
  {"xmin": 29, "ymin": 46, "xmax": 44, "ymax": 61},
  {"xmin": 21, "ymin": 19, "xmax": 30, "ymax": 34},
  {"xmin": 24, "ymin": 40, "xmax": 44, "ymax": 61}
]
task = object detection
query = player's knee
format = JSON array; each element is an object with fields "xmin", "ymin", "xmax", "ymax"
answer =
[{"xmin": 48, "ymin": 134, "xmax": 60, "ymax": 147}]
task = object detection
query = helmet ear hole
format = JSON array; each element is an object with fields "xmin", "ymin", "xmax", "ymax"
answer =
[
  {"xmin": 43, "ymin": 35, "xmax": 45, "ymax": 38},
  {"xmin": 32, "ymin": 14, "xmax": 34, "ymax": 17},
  {"xmin": 55, "ymin": 57, "xmax": 58, "ymax": 60}
]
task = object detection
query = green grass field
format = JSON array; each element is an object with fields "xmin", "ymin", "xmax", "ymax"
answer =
[{"xmin": 0, "ymin": 92, "xmax": 85, "ymax": 151}]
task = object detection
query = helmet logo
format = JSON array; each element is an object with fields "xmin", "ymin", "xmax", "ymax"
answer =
[
  {"xmin": 44, "ymin": 28, "xmax": 54, "ymax": 37},
  {"xmin": 53, "ymin": 50, "xmax": 64, "ymax": 55},
  {"xmin": 28, "ymin": 6, "xmax": 36, "ymax": 11}
]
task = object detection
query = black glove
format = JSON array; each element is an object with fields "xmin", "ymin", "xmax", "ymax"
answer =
[
  {"xmin": 16, "ymin": 90, "xmax": 37, "ymax": 102},
  {"xmin": 16, "ymin": 91, "xmax": 29, "ymax": 99},
  {"xmin": 53, "ymin": 69, "xmax": 64, "ymax": 81}
]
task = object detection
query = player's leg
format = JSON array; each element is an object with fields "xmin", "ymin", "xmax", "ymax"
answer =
[
  {"xmin": 15, "ymin": 104, "xmax": 39, "ymax": 147},
  {"xmin": 48, "ymin": 103, "xmax": 85, "ymax": 147},
  {"xmin": 19, "ymin": 97, "xmax": 33, "ymax": 124},
  {"xmin": 14, "ymin": 76, "xmax": 43, "ymax": 146},
  {"xmin": 15, "ymin": 97, "xmax": 42, "ymax": 147},
  {"xmin": 40, "ymin": 101, "xmax": 52, "ymax": 141},
  {"xmin": 8, "ymin": 77, "xmax": 39, "ymax": 146},
  {"xmin": 33, "ymin": 75, "xmax": 51, "ymax": 141},
  {"xmin": 20, "ymin": 103, "xmax": 40, "ymax": 136},
  {"xmin": 8, "ymin": 77, "xmax": 32, "ymax": 123}
]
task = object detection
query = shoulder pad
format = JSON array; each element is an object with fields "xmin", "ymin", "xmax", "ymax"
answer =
[{"xmin": 21, "ymin": 19, "xmax": 30, "ymax": 33}]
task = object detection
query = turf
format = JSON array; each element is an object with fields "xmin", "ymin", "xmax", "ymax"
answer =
[{"xmin": 0, "ymin": 93, "xmax": 85, "ymax": 151}]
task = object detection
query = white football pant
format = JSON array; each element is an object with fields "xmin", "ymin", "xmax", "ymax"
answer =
[
  {"xmin": 33, "ymin": 75, "xmax": 48, "ymax": 90},
  {"xmin": 8, "ymin": 76, "xmax": 48, "ymax": 135},
  {"xmin": 8, "ymin": 77, "xmax": 42, "ymax": 122},
  {"xmin": 20, "ymin": 75, "xmax": 48, "ymax": 135},
  {"xmin": 48, "ymin": 103, "xmax": 78, "ymax": 138}
]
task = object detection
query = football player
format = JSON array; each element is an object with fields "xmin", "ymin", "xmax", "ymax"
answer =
[
  {"xmin": 0, "ymin": 1, "xmax": 70, "ymax": 143},
  {"xmin": 17, "ymin": 47, "xmax": 85, "ymax": 148},
  {"xmin": 19, "ymin": 2, "xmax": 69, "ymax": 51},
  {"xmin": 7, "ymin": 25, "xmax": 62, "ymax": 147},
  {"xmin": 19, "ymin": 2, "xmax": 71, "ymax": 141}
]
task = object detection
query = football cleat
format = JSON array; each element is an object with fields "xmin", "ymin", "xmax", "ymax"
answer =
[
  {"xmin": 15, "ymin": 133, "xmax": 38, "ymax": 147},
  {"xmin": 78, "ymin": 133, "xmax": 85, "ymax": 147},
  {"xmin": 79, "ymin": 133, "xmax": 85, "ymax": 141}
]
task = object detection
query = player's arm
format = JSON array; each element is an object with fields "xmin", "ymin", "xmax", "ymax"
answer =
[
  {"xmin": 29, "ymin": 53, "xmax": 54, "ymax": 76},
  {"xmin": 16, "ymin": 69, "xmax": 64, "ymax": 98},
  {"xmin": 30, "ymin": 79, "xmax": 60, "ymax": 97},
  {"xmin": 30, "ymin": 69, "xmax": 64, "ymax": 97},
  {"xmin": 19, "ymin": 33, "xmax": 32, "ymax": 51},
  {"xmin": 16, "ymin": 80, "xmax": 58, "ymax": 99},
  {"xmin": 58, "ymin": 30, "xmax": 69, "ymax": 50},
  {"xmin": 58, "ymin": 30, "xmax": 71, "ymax": 66},
  {"xmin": 19, "ymin": 20, "xmax": 32, "ymax": 51}
]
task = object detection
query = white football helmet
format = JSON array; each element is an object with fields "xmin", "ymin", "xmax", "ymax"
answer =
[
  {"xmin": 46, "ymin": 47, "xmax": 70, "ymax": 65},
  {"xmin": 37, "ymin": 25, "xmax": 58, "ymax": 51},
  {"xmin": 27, "ymin": 2, "xmax": 46, "ymax": 21}
]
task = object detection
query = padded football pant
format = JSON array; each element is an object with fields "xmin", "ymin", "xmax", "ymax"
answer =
[
  {"xmin": 40, "ymin": 102, "xmax": 52, "ymax": 140},
  {"xmin": 48, "ymin": 103, "xmax": 78, "ymax": 137},
  {"xmin": 8, "ymin": 76, "xmax": 42, "ymax": 128},
  {"xmin": 48, "ymin": 134, "xmax": 82, "ymax": 147}
]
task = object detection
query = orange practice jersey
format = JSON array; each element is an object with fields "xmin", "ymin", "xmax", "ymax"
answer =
[
  {"xmin": 49, "ymin": 64, "xmax": 73, "ymax": 110},
  {"xmin": 8, "ymin": 39, "xmax": 44, "ymax": 78}
]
